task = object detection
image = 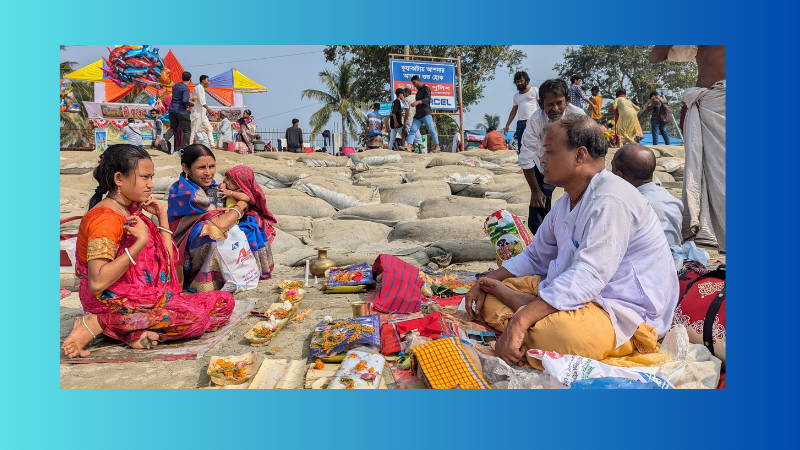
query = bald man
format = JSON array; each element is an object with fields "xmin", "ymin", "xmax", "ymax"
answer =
[{"xmin": 611, "ymin": 144, "xmax": 683, "ymax": 247}]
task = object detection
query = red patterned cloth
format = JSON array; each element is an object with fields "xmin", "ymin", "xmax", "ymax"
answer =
[
  {"xmin": 380, "ymin": 323, "xmax": 402, "ymax": 355},
  {"xmin": 225, "ymin": 165, "xmax": 277, "ymax": 231},
  {"xmin": 371, "ymin": 255, "xmax": 422, "ymax": 314}
]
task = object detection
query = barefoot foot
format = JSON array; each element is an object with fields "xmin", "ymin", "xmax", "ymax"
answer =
[
  {"xmin": 128, "ymin": 331, "xmax": 161, "ymax": 350},
  {"xmin": 62, "ymin": 314, "xmax": 102, "ymax": 358}
]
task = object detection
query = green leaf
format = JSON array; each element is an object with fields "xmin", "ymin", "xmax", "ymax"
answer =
[{"xmin": 453, "ymin": 287, "xmax": 469, "ymax": 294}]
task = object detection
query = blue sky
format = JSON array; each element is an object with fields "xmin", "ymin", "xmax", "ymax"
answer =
[{"xmin": 61, "ymin": 45, "xmax": 569, "ymax": 132}]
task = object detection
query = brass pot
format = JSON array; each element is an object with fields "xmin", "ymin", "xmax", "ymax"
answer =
[{"xmin": 309, "ymin": 247, "xmax": 335, "ymax": 278}]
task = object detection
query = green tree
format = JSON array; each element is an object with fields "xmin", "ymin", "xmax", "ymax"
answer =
[
  {"xmin": 60, "ymin": 51, "xmax": 94, "ymax": 148},
  {"xmin": 554, "ymin": 45, "xmax": 696, "ymax": 118},
  {"xmin": 475, "ymin": 113, "xmax": 501, "ymax": 130},
  {"xmin": 300, "ymin": 59, "xmax": 368, "ymax": 147},
  {"xmin": 323, "ymin": 45, "xmax": 526, "ymax": 136}
]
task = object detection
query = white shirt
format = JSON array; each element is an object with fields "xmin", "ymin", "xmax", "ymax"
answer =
[
  {"xmin": 513, "ymin": 87, "xmax": 540, "ymax": 122},
  {"xmin": 120, "ymin": 122, "xmax": 147, "ymax": 147},
  {"xmin": 218, "ymin": 118, "xmax": 232, "ymax": 142},
  {"xmin": 519, "ymin": 104, "xmax": 586, "ymax": 172},
  {"xmin": 637, "ymin": 182, "xmax": 684, "ymax": 247},
  {"xmin": 191, "ymin": 84, "xmax": 208, "ymax": 118},
  {"xmin": 451, "ymin": 133, "xmax": 461, "ymax": 153},
  {"xmin": 404, "ymin": 95, "xmax": 417, "ymax": 124},
  {"xmin": 502, "ymin": 170, "xmax": 679, "ymax": 348}
]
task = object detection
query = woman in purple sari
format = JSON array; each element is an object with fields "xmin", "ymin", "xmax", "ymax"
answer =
[{"xmin": 235, "ymin": 109, "xmax": 257, "ymax": 154}]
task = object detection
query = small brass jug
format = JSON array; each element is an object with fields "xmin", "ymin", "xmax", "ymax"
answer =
[{"xmin": 309, "ymin": 247, "xmax": 335, "ymax": 278}]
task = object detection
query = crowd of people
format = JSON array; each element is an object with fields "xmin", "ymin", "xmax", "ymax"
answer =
[{"xmin": 64, "ymin": 46, "xmax": 725, "ymax": 380}]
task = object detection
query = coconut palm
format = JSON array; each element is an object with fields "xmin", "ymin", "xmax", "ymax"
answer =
[
  {"xmin": 475, "ymin": 113, "xmax": 501, "ymax": 130},
  {"xmin": 300, "ymin": 59, "xmax": 368, "ymax": 147}
]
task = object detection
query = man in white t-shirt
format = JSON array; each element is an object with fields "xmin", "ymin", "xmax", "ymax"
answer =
[
  {"xmin": 450, "ymin": 127, "xmax": 461, "ymax": 152},
  {"xmin": 402, "ymin": 87, "xmax": 422, "ymax": 149},
  {"xmin": 503, "ymin": 71, "xmax": 539, "ymax": 154}
]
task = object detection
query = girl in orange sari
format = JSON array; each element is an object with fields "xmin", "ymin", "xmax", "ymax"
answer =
[{"xmin": 62, "ymin": 144, "xmax": 235, "ymax": 358}]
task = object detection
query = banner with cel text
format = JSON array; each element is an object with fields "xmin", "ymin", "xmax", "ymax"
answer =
[
  {"xmin": 83, "ymin": 102, "xmax": 248, "ymax": 122},
  {"xmin": 390, "ymin": 59, "xmax": 456, "ymax": 110}
]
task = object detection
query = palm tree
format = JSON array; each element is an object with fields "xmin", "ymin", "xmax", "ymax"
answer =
[
  {"xmin": 301, "ymin": 59, "xmax": 367, "ymax": 147},
  {"xmin": 475, "ymin": 113, "xmax": 501, "ymax": 130}
]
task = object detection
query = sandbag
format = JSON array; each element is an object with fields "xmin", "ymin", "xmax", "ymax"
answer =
[
  {"xmin": 653, "ymin": 171, "xmax": 675, "ymax": 183},
  {"xmin": 310, "ymin": 218, "xmax": 392, "ymax": 249},
  {"xmin": 404, "ymin": 166, "xmax": 494, "ymax": 186},
  {"xmin": 347, "ymin": 149, "xmax": 403, "ymax": 166},
  {"xmin": 456, "ymin": 158, "xmax": 498, "ymax": 169},
  {"xmin": 486, "ymin": 164, "xmax": 523, "ymax": 175},
  {"xmin": 418, "ymin": 196, "xmax": 507, "ymax": 220},
  {"xmin": 389, "ymin": 216, "xmax": 488, "ymax": 244},
  {"xmin": 273, "ymin": 214, "xmax": 313, "ymax": 243},
  {"xmin": 262, "ymin": 188, "xmax": 308, "ymax": 197},
  {"xmin": 485, "ymin": 190, "xmax": 531, "ymax": 205},
  {"xmin": 264, "ymin": 194, "xmax": 336, "ymax": 218},
  {"xmin": 256, "ymin": 152, "xmax": 305, "ymax": 161},
  {"xmin": 271, "ymin": 228, "xmax": 307, "ymax": 254},
  {"xmin": 333, "ymin": 203, "xmax": 419, "ymax": 227},
  {"xmin": 299, "ymin": 153, "xmax": 354, "ymax": 167},
  {"xmin": 352, "ymin": 174, "xmax": 404, "ymax": 187},
  {"xmin": 379, "ymin": 181, "xmax": 452, "ymax": 207},
  {"xmin": 426, "ymin": 239, "xmax": 497, "ymax": 263},
  {"xmin": 658, "ymin": 158, "xmax": 685, "ymax": 174},
  {"xmin": 293, "ymin": 176, "xmax": 380, "ymax": 211},
  {"xmin": 254, "ymin": 164, "xmax": 352, "ymax": 188},
  {"xmin": 457, "ymin": 181, "xmax": 529, "ymax": 198},
  {"xmin": 479, "ymin": 151, "xmax": 518, "ymax": 165},
  {"xmin": 282, "ymin": 247, "xmax": 429, "ymax": 270},
  {"xmin": 427, "ymin": 153, "xmax": 471, "ymax": 167},
  {"xmin": 505, "ymin": 203, "xmax": 529, "ymax": 219}
]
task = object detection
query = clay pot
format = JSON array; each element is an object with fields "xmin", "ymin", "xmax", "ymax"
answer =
[{"xmin": 310, "ymin": 247, "xmax": 335, "ymax": 277}]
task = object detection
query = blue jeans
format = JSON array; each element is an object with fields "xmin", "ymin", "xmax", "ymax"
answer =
[
  {"xmin": 409, "ymin": 114, "xmax": 439, "ymax": 146},
  {"xmin": 389, "ymin": 128, "xmax": 402, "ymax": 150},
  {"xmin": 651, "ymin": 118, "xmax": 671, "ymax": 145},
  {"xmin": 515, "ymin": 119, "xmax": 527, "ymax": 154}
]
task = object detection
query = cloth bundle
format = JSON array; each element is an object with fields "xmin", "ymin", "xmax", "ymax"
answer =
[
  {"xmin": 411, "ymin": 336, "xmax": 490, "ymax": 389},
  {"xmin": 371, "ymin": 254, "xmax": 423, "ymax": 314}
]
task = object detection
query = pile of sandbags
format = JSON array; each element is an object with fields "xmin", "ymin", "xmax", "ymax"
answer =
[
  {"xmin": 264, "ymin": 191, "xmax": 336, "ymax": 218},
  {"xmin": 273, "ymin": 214, "xmax": 313, "ymax": 243},
  {"xmin": 389, "ymin": 216, "xmax": 488, "ymax": 244},
  {"xmin": 418, "ymin": 196, "xmax": 507, "ymax": 220},
  {"xmin": 379, "ymin": 181, "xmax": 452, "ymax": 206},
  {"xmin": 293, "ymin": 176, "xmax": 380, "ymax": 210},
  {"xmin": 333, "ymin": 203, "xmax": 419, "ymax": 227},
  {"xmin": 309, "ymin": 218, "xmax": 392, "ymax": 249},
  {"xmin": 253, "ymin": 163, "xmax": 352, "ymax": 189}
]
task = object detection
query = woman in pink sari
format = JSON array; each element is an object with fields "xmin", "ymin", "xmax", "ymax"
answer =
[
  {"xmin": 234, "ymin": 109, "xmax": 257, "ymax": 154},
  {"xmin": 62, "ymin": 144, "xmax": 235, "ymax": 358}
]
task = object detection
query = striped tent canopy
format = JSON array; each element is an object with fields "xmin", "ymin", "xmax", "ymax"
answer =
[{"xmin": 206, "ymin": 68, "xmax": 267, "ymax": 106}]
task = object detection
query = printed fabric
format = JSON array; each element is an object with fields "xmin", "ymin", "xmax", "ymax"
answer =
[
  {"xmin": 371, "ymin": 254, "xmax": 422, "ymax": 314},
  {"xmin": 75, "ymin": 206, "xmax": 234, "ymax": 344},
  {"xmin": 411, "ymin": 336, "xmax": 490, "ymax": 389}
]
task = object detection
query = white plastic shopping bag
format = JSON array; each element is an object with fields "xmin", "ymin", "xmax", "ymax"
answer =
[
  {"xmin": 527, "ymin": 349, "xmax": 674, "ymax": 389},
  {"xmin": 216, "ymin": 224, "xmax": 260, "ymax": 292}
]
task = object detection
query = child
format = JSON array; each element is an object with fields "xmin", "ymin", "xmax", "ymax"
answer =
[{"xmin": 219, "ymin": 172, "xmax": 252, "ymax": 214}]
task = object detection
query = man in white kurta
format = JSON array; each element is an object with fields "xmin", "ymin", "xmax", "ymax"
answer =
[
  {"xmin": 190, "ymin": 75, "xmax": 215, "ymax": 147},
  {"xmin": 465, "ymin": 116, "xmax": 678, "ymax": 370}
]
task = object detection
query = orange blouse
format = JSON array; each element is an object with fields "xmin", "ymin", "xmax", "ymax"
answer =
[{"xmin": 77, "ymin": 206, "xmax": 126, "ymax": 265}]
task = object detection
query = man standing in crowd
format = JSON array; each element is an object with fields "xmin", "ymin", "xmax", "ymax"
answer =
[
  {"xmin": 646, "ymin": 91, "xmax": 671, "ymax": 145},
  {"xmin": 481, "ymin": 126, "xmax": 508, "ymax": 151},
  {"xmin": 168, "ymin": 71, "xmax": 193, "ymax": 153},
  {"xmin": 286, "ymin": 118, "xmax": 304, "ymax": 153},
  {"xmin": 569, "ymin": 75, "xmax": 590, "ymax": 110},
  {"xmin": 403, "ymin": 87, "xmax": 422, "ymax": 150},
  {"xmin": 589, "ymin": 86, "xmax": 604, "ymax": 124},
  {"xmin": 190, "ymin": 75, "xmax": 214, "ymax": 147},
  {"xmin": 611, "ymin": 144, "xmax": 683, "ymax": 247},
  {"xmin": 450, "ymin": 127, "xmax": 461, "ymax": 153},
  {"xmin": 503, "ymin": 71, "xmax": 539, "ymax": 152},
  {"xmin": 217, "ymin": 111, "xmax": 231, "ymax": 150},
  {"xmin": 649, "ymin": 45, "xmax": 725, "ymax": 251},
  {"xmin": 406, "ymin": 75, "xmax": 441, "ymax": 153},
  {"xmin": 389, "ymin": 88, "xmax": 405, "ymax": 150},
  {"xmin": 519, "ymin": 78, "xmax": 586, "ymax": 234},
  {"xmin": 119, "ymin": 118, "xmax": 148, "ymax": 151},
  {"xmin": 149, "ymin": 109, "xmax": 163, "ymax": 149},
  {"xmin": 367, "ymin": 103, "xmax": 384, "ymax": 149}
]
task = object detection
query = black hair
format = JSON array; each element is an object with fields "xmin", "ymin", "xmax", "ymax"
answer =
[
  {"xmin": 404, "ymin": 88, "xmax": 411, "ymax": 94},
  {"xmin": 292, "ymin": 118, "xmax": 299, "ymax": 125},
  {"xmin": 395, "ymin": 87, "xmax": 405, "ymax": 97},
  {"xmin": 649, "ymin": 91, "xmax": 659, "ymax": 98},
  {"xmin": 88, "ymin": 144, "xmax": 151, "ymax": 210},
  {"xmin": 487, "ymin": 126, "xmax": 497, "ymax": 132},
  {"xmin": 557, "ymin": 115, "xmax": 608, "ymax": 159},
  {"xmin": 411, "ymin": 75, "xmax": 421, "ymax": 82},
  {"xmin": 149, "ymin": 108, "xmax": 158, "ymax": 114},
  {"xmin": 615, "ymin": 88, "xmax": 627, "ymax": 97},
  {"xmin": 539, "ymin": 78, "xmax": 569, "ymax": 102},
  {"xmin": 182, "ymin": 71, "xmax": 191, "ymax": 82},
  {"xmin": 616, "ymin": 144, "xmax": 656, "ymax": 182},
  {"xmin": 373, "ymin": 102, "xmax": 380, "ymax": 110},
  {"xmin": 127, "ymin": 117, "xmax": 135, "ymax": 123},
  {"xmin": 591, "ymin": 86, "xmax": 599, "ymax": 93},
  {"xmin": 570, "ymin": 75, "xmax": 582, "ymax": 84},
  {"xmin": 244, "ymin": 109, "xmax": 252, "ymax": 116},
  {"xmin": 181, "ymin": 144, "xmax": 216, "ymax": 172},
  {"xmin": 513, "ymin": 71, "xmax": 530, "ymax": 84},
  {"xmin": 199, "ymin": 75, "xmax": 208, "ymax": 83}
]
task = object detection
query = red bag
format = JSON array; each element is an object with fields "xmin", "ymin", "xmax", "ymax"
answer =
[
  {"xmin": 227, "ymin": 142, "xmax": 235, "ymax": 152},
  {"xmin": 673, "ymin": 265, "xmax": 726, "ymax": 368},
  {"xmin": 60, "ymin": 216, "xmax": 82, "ymax": 267}
]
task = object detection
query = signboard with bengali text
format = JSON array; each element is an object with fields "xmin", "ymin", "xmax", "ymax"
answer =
[{"xmin": 390, "ymin": 59, "xmax": 456, "ymax": 110}]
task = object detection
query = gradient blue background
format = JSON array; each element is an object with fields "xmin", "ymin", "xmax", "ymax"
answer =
[{"xmin": 2, "ymin": 0, "xmax": 789, "ymax": 447}]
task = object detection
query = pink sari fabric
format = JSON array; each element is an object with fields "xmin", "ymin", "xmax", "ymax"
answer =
[{"xmin": 75, "ymin": 209, "xmax": 235, "ymax": 344}]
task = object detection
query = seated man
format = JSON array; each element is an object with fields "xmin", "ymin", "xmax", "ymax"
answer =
[
  {"xmin": 252, "ymin": 134, "xmax": 266, "ymax": 152},
  {"xmin": 611, "ymin": 144, "xmax": 683, "ymax": 247},
  {"xmin": 481, "ymin": 126, "xmax": 508, "ymax": 151},
  {"xmin": 465, "ymin": 116, "xmax": 678, "ymax": 370}
]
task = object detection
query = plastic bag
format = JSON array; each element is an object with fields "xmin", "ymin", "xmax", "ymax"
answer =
[
  {"xmin": 570, "ymin": 377, "xmax": 664, "ymax": 389},
  {"xmin": 328, "ymin": 350, "xmax": 386, "ymax": 389},
  {"xmin": 216, "ymin": 224, "xmax": 260, "ymax": 292},
  {"xmin": 484, "ymin": 209, "xmax": 533, "ymax": 268},
  {"xmin": 476, "ymin": 351, "xmax": 550, "ymax": 389},
  {"xmin": 327, "ymin": 262, "xmax": 375, "ymax": 287},
  {"xmin": 309, "ymin": 315, "xmax": 381, "ymax": 358},
  {"xmin": 527, "ymin": 349, "xmax": 674, "ymax": 389}
]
